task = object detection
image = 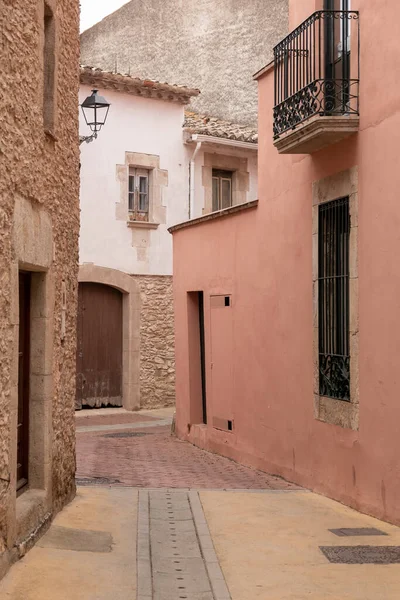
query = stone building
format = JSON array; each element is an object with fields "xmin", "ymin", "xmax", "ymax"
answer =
[
  {"xmin": 0, "ymin": 0, "xmax": 79, "ymax": 579},
  {"xmin": 79, "ymin": 0, "xmax": 288, "ymax": 126},
  {"xmin": 78, "ymin": 67, "xmax": 258, "ymax": 411}
]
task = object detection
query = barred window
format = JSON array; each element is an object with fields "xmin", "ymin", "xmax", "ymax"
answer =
[{"xmin": 318, "ymin": 197, "xmax": 350, "ymax": 401}]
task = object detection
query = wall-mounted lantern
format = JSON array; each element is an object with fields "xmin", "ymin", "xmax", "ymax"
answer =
[{"xmin": 80, "ymin": 89, "xmax": 110, "ymax": 145}]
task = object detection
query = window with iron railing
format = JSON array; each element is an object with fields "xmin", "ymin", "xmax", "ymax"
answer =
[
  {"xmin": 318, "ymin": 197, "xmax": 350, "ymax": 401},
  {"xmin": 273, "ymin": 3, "xmax": 359, "ymax": 139}
]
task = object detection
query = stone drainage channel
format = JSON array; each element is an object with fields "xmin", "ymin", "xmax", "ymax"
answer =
[{"xmin": 137, "ymin": 490, "xmax": 231, "ymax": 600}]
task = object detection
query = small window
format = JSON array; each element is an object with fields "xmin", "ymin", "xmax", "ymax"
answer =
[
  {"xmin": 318, "ymin": 197, "xmax": 350, "ymax": 401},
  {"xmin": 128, "ymin": 168, "xmax": 150, "ymax": 221},
  {"xmin": 212, "ymin": 170, "xmax": 233, "ymax": 212},
  {"xmin": 43, "ymin": 2, "xmax": 56, "ymax": 132}
]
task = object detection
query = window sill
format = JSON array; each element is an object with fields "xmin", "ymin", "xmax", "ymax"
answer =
[
  {"xmin": 314, "ymin": 394, "xmax": 359, "ymax": 431},
  {"xmin": 127, "ymin": 220, "xmax": 159, "ymax": 230}
]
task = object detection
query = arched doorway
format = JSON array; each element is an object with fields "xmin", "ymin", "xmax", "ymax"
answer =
[
  {"xmin": 76, "ymin": 282, "xmax": 123, "ymax": 409},
  {"xmin": 77, "ymin": 265, "xmax": 141, "ymax": 411}
]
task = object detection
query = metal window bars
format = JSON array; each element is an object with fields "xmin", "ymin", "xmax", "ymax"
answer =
[{"xmin": 318, "ymin": 197, "xmax": 350, "ymax": 401}]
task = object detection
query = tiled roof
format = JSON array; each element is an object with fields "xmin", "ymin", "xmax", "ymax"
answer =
[
  {"xmin": 80, "ymin": 66, "xmax": 200, "ymax": 104},
  {"xmin": 184, "ymin": 111, "xmax": 258, "ymax": 144}
]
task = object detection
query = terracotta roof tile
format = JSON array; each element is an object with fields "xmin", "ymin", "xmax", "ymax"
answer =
[
  {"xmin": 80, "ymin": 66, "xmax": 200, "ymax": 104},
  {"xmin": 184, "ymin": 111, "xmax": 258, "ymax": 144}
]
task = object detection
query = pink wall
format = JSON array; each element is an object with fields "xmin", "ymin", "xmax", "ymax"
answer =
[{"xmin": 172, "ymin": 0, "xmax": 400, "ymax": 524}]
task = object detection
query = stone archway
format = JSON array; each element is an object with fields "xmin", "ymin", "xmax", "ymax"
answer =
[{"xmin": 78, "ymin": 265, "xmax": 141, "ymax": 411}]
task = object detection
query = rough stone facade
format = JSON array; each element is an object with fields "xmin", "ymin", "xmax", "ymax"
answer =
[
  {"xmin": 132, "ymin": 275, "xmax": 175, "ymax": 409},
  {"xmin": 80, "ymin": 0, "xmax": 288, "ymax": 126},
  {"xmin": 0, "ymin": 0, "xmax": 80, "ymax": 579}
]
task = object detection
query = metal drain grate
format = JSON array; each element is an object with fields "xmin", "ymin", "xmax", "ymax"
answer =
[
  {"xmin": 329, "ymin": 527, "xmax": 387, "ymax": 537},
  {"xmin": 102, "ymin": 431, "xmax": 154, "ymax": 439},
  {"xmin": 76, "ymin": 476, "xmax": 122, "ymax": 486},
  {"xmin": 320, "ymin": 545, "xmax": 400, "ymax": 564}
]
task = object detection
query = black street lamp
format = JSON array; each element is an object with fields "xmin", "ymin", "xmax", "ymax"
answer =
[{"xmin": 80, "ymin": 89, "xmax": 110, "ymax": 145}]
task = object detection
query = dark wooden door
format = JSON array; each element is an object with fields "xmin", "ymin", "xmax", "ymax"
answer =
[
  {"xmin": 17, "ymin": 272, "xmax": 31, "ymax": 492},
  {"xmin": 76, "ymin": 283, "xmax": 123, "ymax": 409}
]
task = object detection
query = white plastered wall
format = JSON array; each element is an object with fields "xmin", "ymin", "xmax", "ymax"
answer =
[
  {"xmin": 79, "ymin": 86, "xmax": 190, "ymax": 276},
  {"xmin": 188, "ymin": 143, "xmax": 258, "ymax": 219}
]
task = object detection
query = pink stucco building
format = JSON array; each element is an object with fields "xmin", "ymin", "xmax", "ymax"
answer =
[{"xmin": 170, "ymin": 0, "xmax": 400, "ymax": 525}]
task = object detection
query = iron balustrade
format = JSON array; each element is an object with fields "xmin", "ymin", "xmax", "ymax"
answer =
[{"xmin": 273, "ymin": 10, "xmax": 359, "ymax": 138}]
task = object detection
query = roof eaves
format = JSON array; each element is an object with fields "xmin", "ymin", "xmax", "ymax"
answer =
[{"xmin": 80, "ymin": 66, "xmax": 200, "ymax": 104}]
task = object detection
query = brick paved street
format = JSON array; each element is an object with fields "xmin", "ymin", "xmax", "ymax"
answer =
[{"xmin": 75, "ymin": 409, "xmax": 299, "ymax": 490}]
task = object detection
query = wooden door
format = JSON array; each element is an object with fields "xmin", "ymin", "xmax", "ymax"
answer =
[
  {"xmin": 76, "ymin": 283, "xmax": 123, "ymax": 409},
  {"xmin": 17, "ymin": 272, "xmax": 31, "ymax": 492}
]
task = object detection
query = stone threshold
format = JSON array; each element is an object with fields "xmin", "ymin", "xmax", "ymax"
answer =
[{"xmin": 168, "ymin": 200, "xmax": 259, "ymax": 233}]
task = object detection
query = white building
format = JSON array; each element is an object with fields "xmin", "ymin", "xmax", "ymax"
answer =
[{"xmin": 78, "ymin": 66, "xmax": 258, "ymax": 411}]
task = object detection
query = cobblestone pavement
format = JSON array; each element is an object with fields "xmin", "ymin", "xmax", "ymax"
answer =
[{"xmin": 75, "ymin": 409, "xmax": 299, "ymax": 490}]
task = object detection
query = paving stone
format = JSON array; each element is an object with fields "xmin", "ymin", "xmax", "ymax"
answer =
[
  {"xmin": 75, "ymin": 410, "xmax": 301, "ymax": 600},
  {"xmin": 76, "ymin": 420, "xmax": 299, "ymax": 490},
  {"xmin": 150, "ymin": 508, "xmax": 193, "ymax": 521},
  {"xmin": 152, "ymin": 519, "xmax": 196, "ymax": 534},
  {"xmin": 154, "ymin": 593, "xmax": 214, "ymax": 600},
  {"xmin": 148, "ymin": 491, "xmax": 220, "ymax": 598},
  {"xmin": 153, "ymin": 572, "xmax": 212, "ymax": 594},
  {"xmin": 153, "ymin": 557, "xmax": 208, "ymax": 575},
  {"xmin": 151, "ymin": 540, "xmax": 202, "ymax": 559}
]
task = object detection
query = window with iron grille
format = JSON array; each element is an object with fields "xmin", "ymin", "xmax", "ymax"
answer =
[
  {"xmin": 128, "ymin": 168, "xmax": 149, "ymax": 221},
  {"xmin": 318, "ymin": 197, "xmax": 350, "ymax": 401}
]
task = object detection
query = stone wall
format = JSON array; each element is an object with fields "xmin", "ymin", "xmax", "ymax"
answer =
[
  {"xmin": 132, "ymin": 275, "xmax": 175, "ymax": 409},
  {"xmin": 80, "ymin": 0, "xmax": 288, "ymax": 126},
  {"xmin": 0, "ymin": 0, "xmax": 79, "ymax": 578}
]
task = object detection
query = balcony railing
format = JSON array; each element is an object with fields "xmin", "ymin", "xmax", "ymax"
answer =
[{"xmin": 273, "ymin": 10, "xmax": 360, "ymax": 140}]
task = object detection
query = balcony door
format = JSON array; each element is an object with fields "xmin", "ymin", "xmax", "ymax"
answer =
[{"xmin": 324, "ymin": 0, "xmax": 351, "ymax": 113}]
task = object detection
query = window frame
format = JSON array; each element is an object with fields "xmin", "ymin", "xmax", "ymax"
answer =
[
  {"xmin": 128, "ymin": 167, "xmax": 150, "ymax": 222},
  {"xmin": 312, "ymin": 167, "xmax": 359, "ymax": 431},
  {"xmin": 318, "ymin": 196, "xmax": 350, "ymax": 402},
  {"xmin": 212, "ymin": 169, "xmax": 233, "ymax": 212}
]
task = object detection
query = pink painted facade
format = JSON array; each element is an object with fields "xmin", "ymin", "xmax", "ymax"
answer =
[{"xmin": 171, "ymin": 0, "xmax": 400, "ymax": 525}]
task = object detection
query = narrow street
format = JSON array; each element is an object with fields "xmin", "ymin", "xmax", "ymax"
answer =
[{"xmin": 1, "ymin": 408, "xmax": 400, "ymax": 599}]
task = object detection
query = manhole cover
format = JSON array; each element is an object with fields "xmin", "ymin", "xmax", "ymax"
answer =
[
  {"xmin": 329, "ymin": 527, "xmax": 387, "ymax": 537},
  {"xmin": 102, "ymin": 431, "xmax": 154, "ymax": 439},
  {"xmin": 320, "ymin": 545, "xmax": 400, "ymax": 564},
  {"xmin": 76, "ymin": 477, "xmax": 122, "ymax": 486}
]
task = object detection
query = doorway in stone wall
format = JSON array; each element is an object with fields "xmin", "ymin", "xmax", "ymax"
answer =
[
  {"xmin": 17, "ymin": 271, "xmax": 31, "ymax": 493},
  {"xmin": 76, "ymin": 282, "xmax": 123, "ymax": 409}
]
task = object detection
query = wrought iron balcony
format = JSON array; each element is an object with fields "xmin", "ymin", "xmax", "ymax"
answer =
[{"xmin": 273, "ymin": 10, "xmax": 359, "ymax": 154}]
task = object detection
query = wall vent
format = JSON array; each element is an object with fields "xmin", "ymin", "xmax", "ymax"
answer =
[{"xmin": 213, "ymin": 417, "xmax": 234, "ymax": 432}]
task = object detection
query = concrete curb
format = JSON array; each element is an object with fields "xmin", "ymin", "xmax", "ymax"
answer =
[
  {"xmin": 189, "ymin": 491, "xmax": 232, "ymax": 600},
  {"xmin": 76, "ymin": 418, "xmax": 173, "ymax": 433}
]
